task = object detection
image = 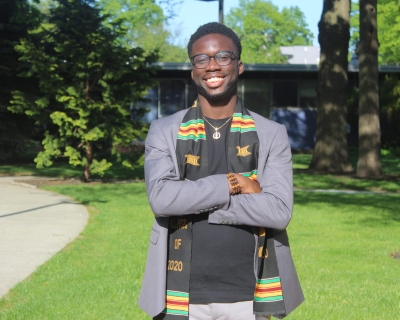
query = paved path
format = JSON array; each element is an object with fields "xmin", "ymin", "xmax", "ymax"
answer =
[
  {"xmin": 294, "ymin": 187, "xmax": 398, "ymax": 195},
  {"xmin": 0, "ymin": 176, "xmax": 88, "ymax": 298}
]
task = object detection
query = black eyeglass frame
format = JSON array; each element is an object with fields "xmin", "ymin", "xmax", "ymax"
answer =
[{"xmin": 190, "ymin": 51, "xmax": 238, "ymax": 69}]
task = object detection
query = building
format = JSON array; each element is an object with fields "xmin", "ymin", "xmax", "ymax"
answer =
[
  {"xmin": 280, "ymin": 46, "xmax": 320, "ymax": 65},
  {"xmin": 136, "ymin": 61, "xmax": 400, "ymax": 150}
]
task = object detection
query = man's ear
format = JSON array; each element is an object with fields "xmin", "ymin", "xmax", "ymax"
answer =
[
  {"xmin": 238, "ymin": 60, "xmax": 244, "ymax": 75},
  {"xmin": 191, "ymin": 69, "xmax": 194, "ymax": 80}
]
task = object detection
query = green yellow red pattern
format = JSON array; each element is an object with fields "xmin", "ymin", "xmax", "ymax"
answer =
[
  {"xmin": 231, "ymin": 113, "xmax": 256, "ymax": 133},
  {"xmin": 254, "ymin": 277, "xmax": 283, "ymax": 302},
  {"xmin": 177, "ymin": 119, "xmax": 206, "ymax": 141},
  {"xmin": 163, "ymin": 290, "xmax": 189, "ymax": 316},
  {"xmin": 241, "ymin": 170, "xmax": 258, "ymax": 181}
]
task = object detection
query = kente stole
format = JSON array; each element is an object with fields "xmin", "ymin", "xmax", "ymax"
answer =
[{"xmin": 154, "ymin": 99, "xmax": 286, "ymax": 319}]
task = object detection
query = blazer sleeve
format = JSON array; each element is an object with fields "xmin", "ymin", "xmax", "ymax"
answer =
[
  {"xmin": 208, "ymin": 124, "xmax": 294, "ymax": 230},
  {"xmin": 145, "ymin": 119, "xmax": 231, "ymax": 217}
]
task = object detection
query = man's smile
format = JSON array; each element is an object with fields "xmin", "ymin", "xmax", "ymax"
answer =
[
  {"xmin": 205, "ymin": 77, "xmax": 224, "ymax": 83},
  {"xmin": 203, "ymin": 75, "xmax": 226, "ymax": 88}
]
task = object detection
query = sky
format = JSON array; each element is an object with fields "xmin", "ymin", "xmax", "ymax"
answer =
[{"xmin": 164, "ymin": 0, "xmax": 323, "ymax": 47}]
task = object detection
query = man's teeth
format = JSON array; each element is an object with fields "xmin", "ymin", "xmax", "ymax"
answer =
[{"xmin": 206, "ymin": 77, "xmax": 223, "ymax": 83}]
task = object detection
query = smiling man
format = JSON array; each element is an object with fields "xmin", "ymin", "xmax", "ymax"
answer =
[{"xmin": 138, "ymin": 22, "xmax": 304, "ymax": 320}]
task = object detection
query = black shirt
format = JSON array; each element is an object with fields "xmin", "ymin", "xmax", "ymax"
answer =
[{"xmin": 189, "ymin": 116, "xmax": 256, "ymax": 304}]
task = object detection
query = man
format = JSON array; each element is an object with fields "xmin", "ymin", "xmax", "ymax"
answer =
[{"xmin": 139, "ymin": 22, "xmax": 304, "ymax": 320}]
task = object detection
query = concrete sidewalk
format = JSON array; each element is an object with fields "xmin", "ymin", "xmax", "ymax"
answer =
[{"xmin": 0, "ymin": 176, "xmax": 88, "ymax": 298}]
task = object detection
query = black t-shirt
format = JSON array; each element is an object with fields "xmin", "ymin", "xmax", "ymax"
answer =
[{"xmin": 189, "ymin": 116, "xmax": 256, "ymax": 304}]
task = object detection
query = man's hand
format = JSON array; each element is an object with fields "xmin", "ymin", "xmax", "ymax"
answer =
[{"xmin": 227, "ymin": 174, "xmax": 261, "ymax": 194}]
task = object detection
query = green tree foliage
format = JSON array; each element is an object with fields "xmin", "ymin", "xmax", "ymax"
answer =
[
  {"xmin": 225, "ymin": 0, "xmax": 313, "ymax": 63},
  {"xmin": 379, "ymin": 76, "xmax": 400, "ymax": 148},
  {"xmin": 99, "ymin": 0, "xmax": 165, "ymax": 50},
  {"xmin": 9, "ymin": 0, "xmax": 158, "ymax": 181},
  {"xmin": 350, "ymin": 0, "xmax": 400, "ymax": 65},
  {"xmin": 377, "ymin": 0, "xmax": 400, "ymax": 65},
  {"xmin": 98, "ymin": 0, "xmax": 187, "ymax": 62},
  {"xmin": 349, "ymin": 1, "xmax": 360, "ymax": 55},
  {"xmin": 0, "ymin": 0, "xmax": 41, "ymax": 157}
]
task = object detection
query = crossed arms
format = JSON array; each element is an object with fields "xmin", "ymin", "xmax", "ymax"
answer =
[{"xmin": 144, "ymin": 118, "xmax": 293, "ymax": 230}]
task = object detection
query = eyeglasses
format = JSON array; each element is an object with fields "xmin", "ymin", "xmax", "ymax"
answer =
[{"xmin": 190, "ymin": 51, "xmax": 238, "ymax": 69}]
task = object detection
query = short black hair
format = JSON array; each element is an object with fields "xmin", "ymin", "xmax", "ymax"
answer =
[{"xmin": 187, "ymin": 22, "xmax": 242, "ymax": 59}]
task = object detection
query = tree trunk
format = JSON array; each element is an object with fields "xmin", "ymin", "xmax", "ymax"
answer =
[
  {"xmin": 357, "ymin": 0, "xmax": 382, "ymax": 177},
  {"xmin": 83, "ymin": 142, "xmax": 93, "ymax": 182},
  {"xmin": 309, "ymin": 0, "xmax": 353, "ymax": 173}
]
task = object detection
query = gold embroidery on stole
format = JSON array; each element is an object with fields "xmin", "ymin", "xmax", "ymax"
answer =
[
  {"xmin": 236, "ymin": 145, "xmax": 252, "ymax": 157},
  {"xmin": 185, "ymin": 154, "xmax": 200, "ymax": 166}
]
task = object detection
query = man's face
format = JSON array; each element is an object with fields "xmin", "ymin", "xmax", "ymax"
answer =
[{"xmin": 190, "ymin": 34, "xmax": 244, "ymax": 102}]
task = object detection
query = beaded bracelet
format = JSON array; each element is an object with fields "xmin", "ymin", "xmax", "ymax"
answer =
[{"xmin": 226, "ymin": 172, "xmax": 241, "ymax": 195}]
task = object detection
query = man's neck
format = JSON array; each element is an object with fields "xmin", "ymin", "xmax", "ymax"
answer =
[{"xmin": 199, "ymin": 95, "xmax": 237, "ymax": 119}]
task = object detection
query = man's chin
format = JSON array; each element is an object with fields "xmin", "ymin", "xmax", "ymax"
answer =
[
  {"xmin": 204, "ymin": 91, "xmax": 228, "ymax": 101},
  {"xmin": 197, "ymin": 83, "xmax": 236, "ymax": 101}
]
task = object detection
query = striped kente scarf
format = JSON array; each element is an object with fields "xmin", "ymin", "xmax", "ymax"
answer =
[{"xmin": 154, "ymin": 99, "xmax": 286, "ymax": 319}]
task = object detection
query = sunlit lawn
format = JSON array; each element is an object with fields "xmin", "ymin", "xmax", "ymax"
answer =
[
  {"xmin": 290, "ymin": 192, "xmax": 400, "ymax": 318},
  {"xmin": 1, "ymin": 148, "xmax": 399, "ymax": 193},
  {"xmin": 0, "ymin": 183, "xmax": 399, "ymax": 319},
  {"xmin": 0, "ymin": 150, "xmax": 399, "ymax": 318},
  {"xmin": 292, "ymin": 149, "xmax": 400, "ymax": 193},
  {"xmin": 0, "ymin": 183, "xmax": 151, "ymax": 319},
  {"xmin": 292, "ymin": 148, "xmax": 400, "ymax": 175}
]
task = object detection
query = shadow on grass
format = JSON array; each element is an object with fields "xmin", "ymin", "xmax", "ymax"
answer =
[
  {"xmin": 44, "ymin": 183, "xmax": 148, "ymax": 206},
  {"xmin": 382, "ymin": 156, "xmax": 400, "ymax": 175},
  {"xmin": 294, "ymin": 192, "xmax": 400, "ymax": 227},
  {"xmin": 294, "ymin": 170, "xmax": 400, "ymax": 193},
  {"xmin": 292, "ymin": 153, "xmax": 313, "ymax": 169},
  {"xmin": 0, "ymin": 160, "xmax": 145, "ymax": 181},
  {"xmin": 293, "ymin": 148, "xmax": 400, "ymax": 175}
]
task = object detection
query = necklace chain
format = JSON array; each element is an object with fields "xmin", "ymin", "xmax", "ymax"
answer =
[{"xmin": 202, "ymin": 116, "xmax": 233, "ymax": 139}]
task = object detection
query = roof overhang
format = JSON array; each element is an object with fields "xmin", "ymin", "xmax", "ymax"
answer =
[{"xmin": 152, "ymin": 62, "xmax": 400, "ymax": 73}]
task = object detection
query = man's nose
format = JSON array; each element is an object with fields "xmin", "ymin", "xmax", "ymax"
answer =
[{"xmin": 205, "ymin": 57, "xmax": 221, "ymax": 71}]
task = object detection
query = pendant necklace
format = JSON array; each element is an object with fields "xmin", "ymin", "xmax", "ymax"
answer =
[{"xmin": 202, "ymin": 116, "xmax": 233, "ymax": 140}]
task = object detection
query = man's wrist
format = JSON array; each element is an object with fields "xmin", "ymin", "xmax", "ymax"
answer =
[{"xmin": 226, "ymin": 172, "xmax": 241, "ymax": 195}]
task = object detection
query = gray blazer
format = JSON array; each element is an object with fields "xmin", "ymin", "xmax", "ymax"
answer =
[{"xmin": 138, "ymin": 109, "xmax": 304, "ymax": 318}]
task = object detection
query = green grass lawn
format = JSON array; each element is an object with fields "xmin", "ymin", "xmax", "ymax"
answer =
[
  {"xmin": 0, "ymin": 183, "xmax": 152, "ymax": 319},
  {"xmin": 292, "ymin": 148, "xmax": 400, "ymax": 175},
  {"xmin": 290, "ymin": 192, "xmax": 400, "ymax": 318},
  {"xmin": 0, "ymin": 156, "xmax": 145, "ymax": 181},
  {"xmin": 0, "ymin": 150, "xmax": 399, "ymax": 318},
  {"xmin": 292, "ymin": 149, "xmax": 400, "ymax": 193},
  {"xmin": 1, "ymin": 183, "xmax": 399, "ymax": 319},
  {"xmin": 2, "ymin": 148, "xmax": 398, "ymax": 192}
]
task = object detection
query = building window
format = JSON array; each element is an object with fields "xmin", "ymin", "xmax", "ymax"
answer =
[
  {"xmin": 159, "ymin": 80, "xmax": 186, "ymax": 118},
  {"xmin": 240, "ymin": 79, "xmax": 270, "ymax": 118},
  {"xmin": 133, "ymin": 85, "xmax": 158, "ymax": 123},
  {"xmin": 188, "ymin": 80, "xmax": 198, "ymax": 107},
  {"xmin": 272, "ymin": 81, "xmax": 298, "ymax": 107},
  {"xmin": 134, "ymin": 80, "xmax": 187, "ymax": 123},
  {"xmin": 299, "ymin": 81, "xmax": 317, "ymax": 108}
]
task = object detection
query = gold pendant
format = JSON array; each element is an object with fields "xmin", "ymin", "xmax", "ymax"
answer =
[{"xmin": 213, "ymin": 131, "xmax": 221, "ymax": 139}]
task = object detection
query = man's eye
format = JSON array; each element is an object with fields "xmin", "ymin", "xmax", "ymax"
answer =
[
  {"xmin": 195, "ymin": 57, "xmax": 208, "ymax": 64},
  {"xmin": 217, "ymin": 55, "xmax": 230, "ymax": 61}
]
